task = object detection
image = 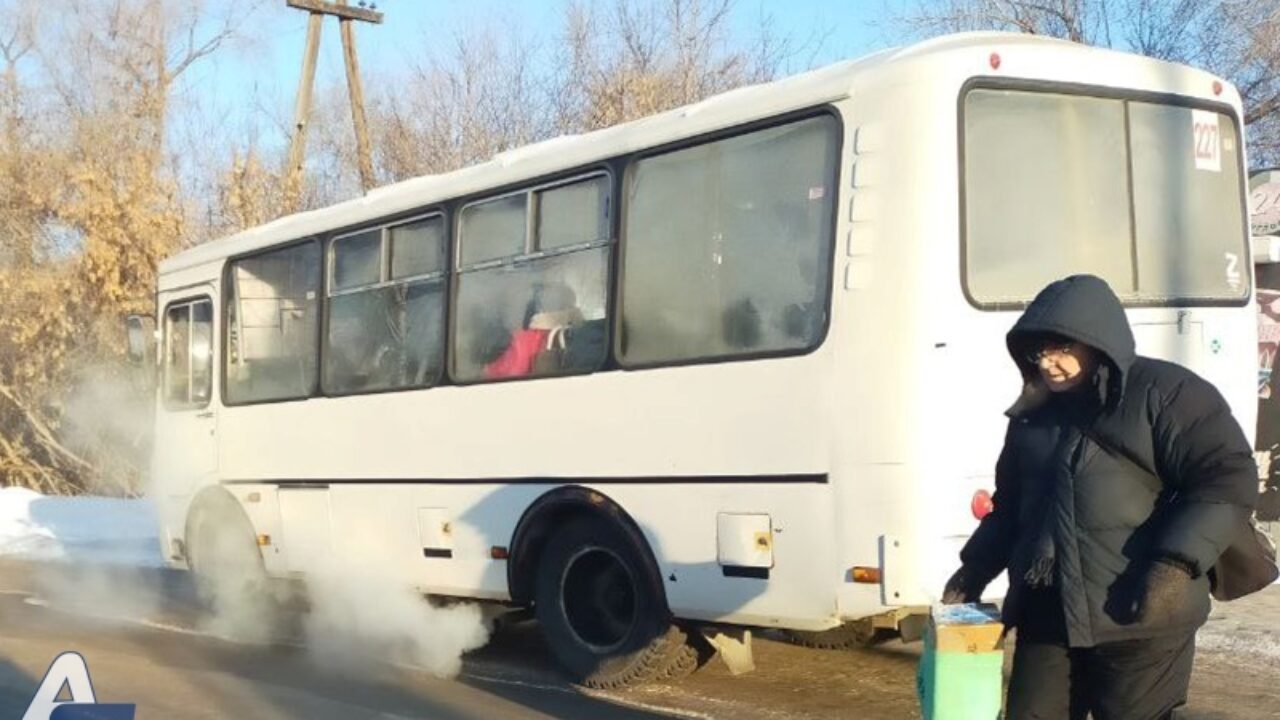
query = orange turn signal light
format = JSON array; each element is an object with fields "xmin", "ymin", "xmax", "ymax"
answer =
[
  {"xmin": 852, "ymin": 566, "xmax": 882, "ymax": 584},
  {"xmin": 490, "ymin": 546, "xmax": 510, "ymax": 560}
]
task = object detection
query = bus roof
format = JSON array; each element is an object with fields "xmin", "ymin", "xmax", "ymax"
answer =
[{"xmin": 158, "ymin": 31, "xmax": 1206, "ymax": 275}]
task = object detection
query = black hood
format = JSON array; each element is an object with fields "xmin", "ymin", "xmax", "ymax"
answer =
[{"xmin": 1006, "ymin": 275, "xmax": 1136, "ymax": 415}]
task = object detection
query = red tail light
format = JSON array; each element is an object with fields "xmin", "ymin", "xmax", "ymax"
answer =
[{"xmin": 971, "ymin": 490, "xmax": 994, "ymax": 520}]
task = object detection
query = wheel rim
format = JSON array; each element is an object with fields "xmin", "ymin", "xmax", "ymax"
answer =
[{"xmin": 560, "ymin": 546, "xmax": 638, "ymax": 652}]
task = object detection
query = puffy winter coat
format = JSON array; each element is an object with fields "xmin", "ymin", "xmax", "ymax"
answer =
[
  {"xmin": 483, "ymin": 328, "xmax": 550, "ymax": 379},
  {"xmin": 960, "ymin": 275, "xmax": 1259, "ymax": 647}
]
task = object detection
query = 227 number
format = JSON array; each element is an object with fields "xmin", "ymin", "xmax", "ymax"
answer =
[{"xmin": 1194, "ymin": 121, "xmax": 1219, "ymax": 161}]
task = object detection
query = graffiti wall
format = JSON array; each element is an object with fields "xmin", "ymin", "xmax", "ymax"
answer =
[{"xmin": 1251, "ymin": 169, "xmax": 1280, "ymax": 534}]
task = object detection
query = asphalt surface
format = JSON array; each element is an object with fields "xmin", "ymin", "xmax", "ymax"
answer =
[{"xmin": 0, "ymin": 560, "xmax": 681, "ymax": 720}]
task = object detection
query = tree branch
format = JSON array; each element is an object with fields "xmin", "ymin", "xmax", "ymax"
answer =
[{"xmin": 0, "ymin": 383, "xmax": 93, "ymax": 472}]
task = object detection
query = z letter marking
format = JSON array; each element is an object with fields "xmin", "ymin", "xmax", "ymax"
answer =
[{"xmin": 1226, "ymin": 252, "xmax": 1241, "ymax": 289}]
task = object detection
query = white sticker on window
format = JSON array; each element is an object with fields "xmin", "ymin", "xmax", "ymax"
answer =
[
  {"xmin": 1225, "ymin": 252, "xmax": 1241, "ymax": 291},
  {"xmin": 808, "ymin": 186, "xmax": 826, "ymax": 200},
  {"xmin": 1192, "ymin": 110, "xmax": 1221, "ymax": 172}
]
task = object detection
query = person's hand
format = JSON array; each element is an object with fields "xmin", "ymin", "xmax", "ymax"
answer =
[
  {"xmin": 1136, "ymin": 558, "xmax": 1194, "ymax": 624},
  {"xmin": 941, "ymin": 566, "xmax": 984, "ymax": 604},
  {"xmin": 1108, "ymin": 556, "xmax": 1195, "ymax": 625}
]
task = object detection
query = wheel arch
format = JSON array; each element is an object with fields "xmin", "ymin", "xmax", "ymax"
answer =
[
  {"xmin": 507, "ymin": 485, "xmax": 667, "ymax": 609},
  {"xmin": 184, "ymin": 484, "xmax": 259, "ymax": 570}
]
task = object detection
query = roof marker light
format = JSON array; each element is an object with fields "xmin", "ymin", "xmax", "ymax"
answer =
[
  {"xmin": 989, "ymin": 52, "xmax": 1002, "ymax": 71},
  {"xmin": 1213, "ymin": 81, "xmax": 1223, "ymax": 96}
]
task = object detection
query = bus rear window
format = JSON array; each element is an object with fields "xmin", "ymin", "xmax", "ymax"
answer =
[{"xmin": 963, "ymin": 88, "xmax": 1248, "ymax": 306}]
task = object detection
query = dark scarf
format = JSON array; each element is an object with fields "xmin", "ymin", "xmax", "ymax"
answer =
[{"xmin": 1018, "ymin": 375, "xmax": 1105, "ymax": 589}]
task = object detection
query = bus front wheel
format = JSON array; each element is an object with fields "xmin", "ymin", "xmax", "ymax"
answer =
[
  {"xmin": 186, "ymin": 492, "xmax": 280, "ymax": 642},
  {"xmin": 534, "ymin": 515, "xmax": 695, "ymax": 688}
]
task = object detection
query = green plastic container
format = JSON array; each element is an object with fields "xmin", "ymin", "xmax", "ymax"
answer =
[{"xmin": 917, "ymin": 603, "xmax": 1004, "ymax": 720}]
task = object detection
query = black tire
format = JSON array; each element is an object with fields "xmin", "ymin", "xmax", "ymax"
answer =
[
  {"xmin": 653, "ymin": 630, "xmax": 702, "ymax": 682},
  {"xmin": 783, "ymin": 619, "xmax": 895, "ymax": 650},
  {"xmin": 534, "ymin": 515, "xmax": 694, "ymax": 688},
  {"xmin": 187, "ymin": 494, "xmax": 280, "ymax": 642}
]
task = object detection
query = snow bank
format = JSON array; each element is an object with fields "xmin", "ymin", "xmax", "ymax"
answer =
[
  {"xmin": 1201, "ymin": 587, "xmax": 1280, "ymax": 664},
  {"xmin": 0, "ymin": 487, "xmax": 163, "ymax": 567},
  {"xmin": 1198, "ymin": 626, "xmax": 1280, "ymax": 662}
]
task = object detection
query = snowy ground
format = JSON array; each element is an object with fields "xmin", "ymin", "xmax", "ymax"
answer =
[
  {"xmin": 0, "ymin": 486, "xmax": 163, "ymax": 567},
  {"xmin": 1201, "ymin": 580, "xmax": 1280, "ymax": 663}
]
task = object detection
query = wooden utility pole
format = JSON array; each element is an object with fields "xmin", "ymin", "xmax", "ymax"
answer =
[
  {"xmin": 282, "ymin": 11, "xmax": 324, "ymax": 214},
  {"xmin": 282, "ymin": 0, "xmax": 383, "ymax": 214},
  {"xmin": 339, "ymin": 4, "xmax": 376, "ymax": 193}
]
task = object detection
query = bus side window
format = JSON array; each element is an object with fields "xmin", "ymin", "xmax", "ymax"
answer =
[
  {"xmin": 190, "ymin": 300, "xmax": 213, "ymax": 403},
  {"xmin": 619, "ymin": 115, "xmax": 838, "ymax": 365},
  {"xmin": 323, "ymin": 216, "xmax": 447, "ymax": 395},
  {"xmin": 389, "ymin": 218, "xmax": 447, "ymax": 388},
  {"xmin": 164, "ymin": 303, "xmax": 191, "ymax": 406},
  {"xmin": 453, "ymin": 175, "xmax": 611, "ymax": 383},
  {"xmin": 163, "ymin": 298, "xmax": 212, "ymax": 408},
  {"xmin": 226, "ymin": 242, "xmax": 321, "ymax": 404}
]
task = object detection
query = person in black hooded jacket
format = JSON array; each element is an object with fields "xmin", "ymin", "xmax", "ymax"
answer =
[{"xmin": 942, "ymin": 275, "xmax": 1259, "ymax": 720}]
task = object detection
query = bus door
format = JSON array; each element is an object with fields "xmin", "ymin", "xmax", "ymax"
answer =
[{"xmin": 154, "ymin": 286, "xmax": 219, "ymax": 498}]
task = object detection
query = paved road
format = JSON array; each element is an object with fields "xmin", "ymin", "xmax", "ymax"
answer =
[{"xmin": 0, "ymin": 560, "xmax": 681, "ymax": 720}]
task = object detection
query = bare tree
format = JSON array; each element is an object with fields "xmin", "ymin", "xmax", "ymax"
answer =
[
  {"xmin": 895, "ymin": 0, "xmax": 1109, "ymax": 42},
  {"xmin": 0, "ymin": 0, "xmax": 263, "ymax": 494},
  {"xmin": 272, "ymin": 0, "xmax": 804, "ymax": 206},
  {"xmin": 1210, "ymin": 1, "xmax": 1280, "ymax": 163},
  {"xmin": 553, "ymin": 0, "xmax": 787, "ymax": 132},
  {"xmin": 376, "ymin": 25, "xmax": 549, "ymax": 181},
  {"xmin": 0, "ymin": 4, "xmax": 44, "ymax": 269}
]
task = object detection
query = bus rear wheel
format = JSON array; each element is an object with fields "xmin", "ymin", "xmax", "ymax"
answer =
[{"xmin": 534, "ymin": 515, "xmax": 695, "ymax": 688}]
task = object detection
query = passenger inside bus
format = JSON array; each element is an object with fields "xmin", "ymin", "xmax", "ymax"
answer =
[{"xmin": 484, "ymin": 282, "xmax": 588, "ymax": 379}]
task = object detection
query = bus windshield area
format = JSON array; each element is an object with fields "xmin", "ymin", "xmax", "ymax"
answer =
[{"xmin": 963, "ymin": 86, "xmax": 1249, "ymax": 307}]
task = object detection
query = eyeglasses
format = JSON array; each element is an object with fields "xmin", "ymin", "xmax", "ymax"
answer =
[{"xmin": 1025, "ymin": 342, "xmax": 1077, "ymax": 365}]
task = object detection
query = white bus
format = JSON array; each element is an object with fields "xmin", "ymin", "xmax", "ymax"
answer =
[{"xmin": 139, "ymin": 32, "xmax": 1258, "ymax": 686}]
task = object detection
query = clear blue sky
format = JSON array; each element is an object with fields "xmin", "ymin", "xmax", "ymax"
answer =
[{"xmin": 183, "ymin": 0, "xmax": 909, "ymax": 148}]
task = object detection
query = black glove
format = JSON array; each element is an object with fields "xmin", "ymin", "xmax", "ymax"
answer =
[
  {"xmin": 1258, "ymin": 487, "xmax": 1280, "ymax": 522},
  {"xmin": 1136, "ymin": 558, "xmax": 1194, "ymax": 624},
  {"xmin": 1106, "ymin": 557, "xmax": 1194, "ymax": 625},
  {"xmin": 941, "ymin": 566, "xmax": 986, "ymax": 604}
]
